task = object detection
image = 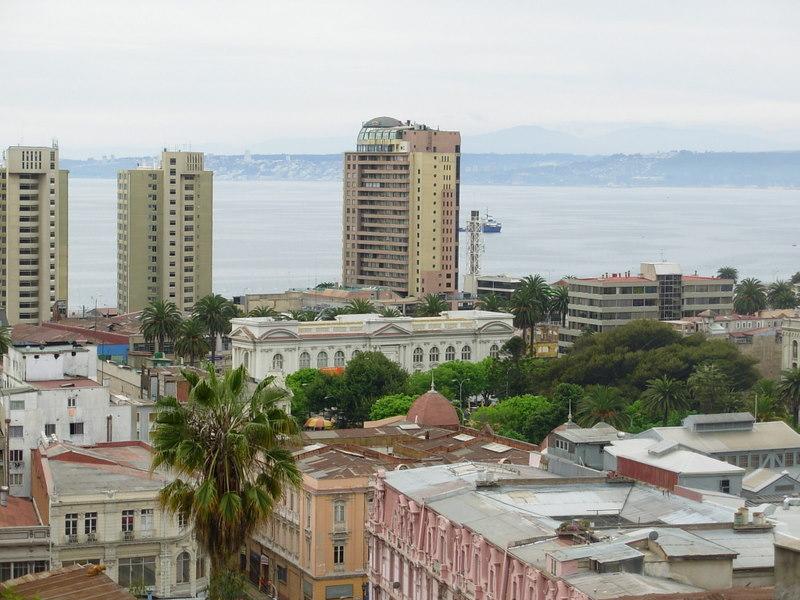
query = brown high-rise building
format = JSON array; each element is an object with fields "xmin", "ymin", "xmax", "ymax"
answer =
[{"xmin": 342, "ymin": 117, "xmax": 460, "ymax": 297}]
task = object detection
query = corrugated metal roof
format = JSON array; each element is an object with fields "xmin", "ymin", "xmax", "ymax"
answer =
[
  {"xmin": 644, "ymin": 420, "xmax": 800, "ymax": 453},
  {"xmin": 3, "ymin": 565, "xmax": 135, "ymax": 599}
]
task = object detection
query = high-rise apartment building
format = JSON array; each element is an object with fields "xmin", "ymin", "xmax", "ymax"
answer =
[
  {"xmin": 0, "ymin": 144, "xmax": 68, "ymax": 324},
  {"xmin": 342, "ymin": 117, "xmax": 460, "ymax": 297},
  {"xmin": 117, "ymin": 151, "xmax": 212, "ymax": 313}
]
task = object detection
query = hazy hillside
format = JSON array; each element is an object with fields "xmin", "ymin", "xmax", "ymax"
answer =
[{"xmin": 61, "ymin": 151, "xmax": 800, "ymax": 187}]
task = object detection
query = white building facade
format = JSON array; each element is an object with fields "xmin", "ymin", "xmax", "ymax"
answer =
[
  {"xmin": 783, "ymin": 318, "xmax": 800, "ymax": 371},
  {"xmin": 229, "ymin": 311, "xmax": 515, "ymax": 380}
]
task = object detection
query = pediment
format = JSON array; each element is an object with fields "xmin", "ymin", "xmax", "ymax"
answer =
[
  {"xmin": 370, "ymin": 323, "xmax": 413, "ymax": 337},
  {"xmin": 477, "ymin": 321, "xmax": 515, "ymax": 334},
  {"xmin": 257, "ymin": 328, "xmax": 301, "ymax": 341},
  {"xmin": 229, "ymin": 327, "xmax": 256, "ymax": 340}
]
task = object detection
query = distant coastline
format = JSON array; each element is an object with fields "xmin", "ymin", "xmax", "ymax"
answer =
[{"xmin": 62, "ymin": 150, "xmax": 800, "ymax": 187}]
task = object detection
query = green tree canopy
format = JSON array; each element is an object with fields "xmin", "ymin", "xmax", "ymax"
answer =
[
  {"xmin": 345, "ymin": 298, "xmax": 376, "ymax": 314},
  {"xmin": 477, "ymin": 293, "xmax": 506, "ymax": 312},
  {"xmin": 339, "ymin": 352, "xmax": 408, "ymax": 425},
  {"xmin": 734, "ymin": 277, "xmax": 767, "ymax": 314},
  {"xmin": 687, "ymin": 363, "xmax": 734, "ymax": 414},
  {"xmin": 717, "ymin": 266, "xmax": 738, "ymax": 282},
  {"xmin": 193, "ymin": 294, "xmax": 237, "ymax": 362},
  {"xmin": 415, "ymin": 294, "xmax": 449, "ymax": 317},
  {"xmin": 576, "ymin": 385, "xmax": 629, "ymax": 429},
  {"xmin": 509, "ymin": 275, "xmax": 552, "ymax": 354},
  {"xmin": 140, "ymin": 299, "xmax": 182, "ymax": 354},
  {"xmin": 768, "ymin": 280, "xmax": 798, "ymax": 309},
  {"xmin": 640, "ymin": 375, "xmax": 688, "ymax": 425},
  {"xmin": 369, "ymin": 394, "xmax": 416, "ymax": 421},
  {"xmin": 248, "ymin": 306, "xmax": 281, "ymax": 318},
  {"xmin": 779, "ymin": 367, "xmax": 800, "ymax": 426},
  {"xmin": 175, "ymin": 317, "xmax": 210, "ymax": 366},
  {"xmin": 470, "ymin": 395, "xmax": 562, "ymax": 443}
]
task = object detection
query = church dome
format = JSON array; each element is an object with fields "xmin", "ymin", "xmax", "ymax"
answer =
[{"xmin": 406, "ymin": 388, "xmax": 459, "ymax": 427}]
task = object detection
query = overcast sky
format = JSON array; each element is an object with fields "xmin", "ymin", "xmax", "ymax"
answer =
[{"xmin": 3, "ymin": 0, "xmax": 799, "ymax": 157}]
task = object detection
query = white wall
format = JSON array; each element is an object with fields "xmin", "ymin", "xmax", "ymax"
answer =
[{"xmin": 4, "ymin": 345, "xmax": 98, "ymax": 384}]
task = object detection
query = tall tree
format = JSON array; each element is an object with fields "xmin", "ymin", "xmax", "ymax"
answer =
[
  {"xmin": 688, "ymin": 363, "xmax": 732, "ymax": 413},
  {"xmin": 509, "ymin": 275, "xmax": 552, "ymax": 354},
  {"xmin": 549, "ymin": 285, "xmax": 570, "ymax": 327},
  {"xmin": 0, "ymin": 325, "xmax": 11, "ymax": 356},
  {"xmin": 791, "ymin": 272, "xmax": 800, "ymax": 285},
  {"xmin": 717, "ymin": 266, "xmax": 739, "ymax": 282},
  {"xmin": 778, "ymin": 367, "xmax": 800, "ymax": 426},
  {"xmin": 641, "ymin": 375, "xmax": 687, "ymax": 425},
  {"xmin": 477, "ymin": 293, "xmax": 506, "ymax": 312},
  {"xmin": 152, "ymin": 366, "xmax": 301, "ymax": 599},
  {"xmin": 415, "ymin": 293, "xmax": 449, "ymax": 317},
  {"xmin": 576, "ymin": 385, "xmax": 629, "ymax": 429},
  {"xmin": 193, "ymin": 294, "xmax": 237, "ymax": 362},
  {"xmin": 733, "ymin": 277, "xmax": 767, "ymax": 314},
  {"xmin": 175, "ymin": 318, "xmax": 210, "ymax": 366},
  {"xmin": 767, "ymin": 280, "xmax": 798, "ymax": 309},
  {"xmin": 140, "ymin": 299, "xmax": 182, "ymax": 354},
  {"xmin": 345, "ymin": 298, "xmax": 376, "ymax": 314}
]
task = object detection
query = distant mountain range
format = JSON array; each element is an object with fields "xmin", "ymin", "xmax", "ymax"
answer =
[{"xmin": 62, "ymin": 151, "xmax": 800, "ymax": 187}]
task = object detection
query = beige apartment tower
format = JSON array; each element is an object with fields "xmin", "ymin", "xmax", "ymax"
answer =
[
  {"xmin": 0, "ymin": 144, "xmax": 68, "ymax": 325},
  {"xmin": 117, "ymin": 150, "xmax": 212, "ymax": 313},
  {"xmin": 342, "ymin": 117, "xmax": 460, "ymax": 297}
]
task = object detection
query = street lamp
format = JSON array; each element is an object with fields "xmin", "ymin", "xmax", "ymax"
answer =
[{"xmin": 452, "ymin": 378, "xmax": 470, "ymax": 410}]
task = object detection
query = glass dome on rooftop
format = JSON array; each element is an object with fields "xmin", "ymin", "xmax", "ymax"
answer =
[{"xmin": 358, "ymin": 116, "xmax": 407, "ymax": 141}]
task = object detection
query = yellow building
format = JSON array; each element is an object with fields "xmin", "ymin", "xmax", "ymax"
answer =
[
  {"xmin": 0, "ymin": 144, "xmax": 68, "ymax": 324},
  {"xmin": 342, "ymin": 117, "xmax": 461, "ymax": 297},
  {"xmin": 117, "ymin": 150, "xmax": 212, "ymax": 313},
  {"xmin": 246, "ymin": 445, "xmax": 399, "ymax": 600}
]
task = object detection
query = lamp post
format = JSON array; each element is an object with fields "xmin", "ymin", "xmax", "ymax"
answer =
[{"xmin": 452, "ymin": 377, "xmax": 470, "ymax": 410}]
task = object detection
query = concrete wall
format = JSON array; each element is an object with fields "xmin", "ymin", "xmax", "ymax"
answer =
[
  {"xmin": 775, "ymin": 542, "xmax": 800, "ymax": 600},
  {"xmin": 679, "ymin": 472, "xmax": 743, "ymax": 495},
  {"xmin": 738, "ymin": 333, "xmax": 783, "ymax": 379}
]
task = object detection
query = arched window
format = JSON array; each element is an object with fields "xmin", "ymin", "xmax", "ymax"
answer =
[
  {"xmin": 334, "ymin": 350, "xmax": 346, "ymax": 367},
  {"xmin": 489, "ymin": 344, "xmax": 500, "ymax": 359},
  {"xmin": 445, "ymin": 346, "xmax": 455, "ymax": 362},
  {"xmin": 794, "ymin": 340, "xmax": 798, "ymax": 360},
  {"xmin": 413, "ymin": 347, "xmax": 424, "ymax": 364},
  {"xmin": 241, "ymin": 350, "xmax": 251, "ymax": 371},
  {"xmin": 299, "ymin": 352, "xmax": 311, "ymax": 369},
  {"xmin": 317, "ymin": 351, "xmax": 329, "ymax": 368},
  {"xmin": 176, "ymin": 551, "xmax": 191, "ymax": 584},
  {"xmin": 272, "ymin": 353, "xmax": 284, "ymax": 370},
  {"xmin": 429, "ymin": 347, "xmax": 440, "ymax": 363},
  {"xmin": 352, "ymin": 349, "xmax": 361, "ymax": 359},
  {"xmin": 461, "ymin": 345, "xmax": 472, "ymax": 361}
]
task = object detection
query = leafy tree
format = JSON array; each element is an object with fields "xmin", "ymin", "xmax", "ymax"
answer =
[
  {"xmin": 406, "ymin": 361, "xmax": 488, "ymax": 404},
  {"xmin": 477, "ymin": 293, "xmax": 506, "ymax": 312},
  {"xmin": 717, "ymin": 266, "xmax": 738, "ymax": 282},
  {"xmin": 640, "ymin": 375, "xmax": 688, "ymax": 425},
  {"xmin": 415, "ymin": 294, "xmax": 449, "ymax": 317},
  {"xmin": 193, "ymin": 294, "xmax": 237, "ymax": 362},
  {"xmin": 791, "ymin": 272, "xmax": 800, "ymax": 285},
  {"xmin": 768, "ymin": 280, "xmax": 798, "ymax": 309},
  {"xmin": 549, "ymin": 285, "xmax": 570, "ymax": 327},
  {"xmin": 369, "ymin": 394, "xmax": 415, "ymax": 420},
  {"xmin": 339, "ymin": 352, "xmax": 408, "ymax": 425},
  {"xmin": 345, "ymin": 298, "xmax": 376, "ymax": 314},
  {"xmin": 733, "ymin": 277, "xmax": 767, "ymax": 314},
  {"xmin": 576, "ymin": 385, "xmax": 629, "ymax": 429},
  {"xmin": 284, "ymin": 368, "xmax": 323, "ymax": 420},
  {"xmin": 248, "ymin": 306, "xmax": 280, "ymax": 318},
  {"xmin": 509, "ymin": 275, "xmax": 552, "ymax": 354},
  {"xmin": 470, "ymin": 395, "xmax": 561, "ymax": 443},
  {"xmin": 175, "ymin": 318, "xmax": 210, "ymax": 366},
  {"xmin": 378, "ymin": 307, "xmax": 402, "ymax": 318},
  {"xmin": 745, "ymin": 380, "xmax": 786, "ymax": 422},
  {"xmin": 778, "ymin": 367, "xmax": 800, "ymax": 426},
  {"xmin": 0, "ymin": 325, "xmax": 11, "ymax": 356},
  {"xmin": 152, "ymin": 366, "xmax": 301, "ymax": 599},
  {"xmin": 687, "ymin": 363, "xmax": 733, "ymax": 413},
  {"xmin": 140, "ymin": 299, "xmax": 182, "ymax": 354}
]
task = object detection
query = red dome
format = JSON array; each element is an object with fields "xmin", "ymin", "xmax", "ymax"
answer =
[{"xmin": 406, "ymin": 389, "xmax": 459, "ymax": 427}]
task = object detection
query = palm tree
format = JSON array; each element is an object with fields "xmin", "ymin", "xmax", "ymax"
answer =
[
  {"xmin": 687, "ymin": 363, "xmax": 731, "ymax": 414},
  {"xmin": 248, "ymin": 306, "xmax": 280, "ymax": 318},
  {"xmin": 717, "ymin": 266, "xmax": 739, "ymax": 282},
  {"xmin": 378, "ymin": 307, "xmax": 402, "ymax": 318},
  {"xmin": 288, "ymin": 309, "xmax": 316, "ymax": 322},
  {"xmin": 641, "ymin": 375, "xmax": 687, "ymax": 425},
  {"xmin": 175, "ymin": 318, "xmax": 210, "ymax": 366},
  {"xmin": 778, "ymin": 367, "xmax": 800, "ymax": 426},
  {"xmin": 193, "ymin": 294, "xmax": 237, "ymax": 363},
  {"xmin": 477, "ymin": 293, "xmax": 505, "ymax": 312},
  {"xmin": 345, "ymin": 298, "xmax": 376, "ymax": 314},
  {"xmin": 152, "ymin": 366, "xmax": 301, "ymax": 599},
  {"xmin": 768, "ymin": 280, "xmax": 798, "ymax": 309},
  {"xmin": 314, "ymin": 281, "xmax": 337, "ymax": 290},
  {"xmin": 549, "ymin": 286, "xmax": 570, "ymax": 327},
  {"xmin": 0, "ymin": 325, "xmax": 11, "ymax": 356},
  {"xmin": 733, "ymin": 277, "xmax": 767, "ymax": 314},
  {"xmin": 576, "ymin": 385, "xmax": 629, "ymax": 429},
  {"xmin": 509, "ymin": 275, "xmax": 552, "ymax": 354},
  {"xmin": 415, "ymin": 293, "xmax": 449, "ymax": 317},
  {"xmin": 140, "ymin": 299, "xmax": 182, "ymax": 354}
]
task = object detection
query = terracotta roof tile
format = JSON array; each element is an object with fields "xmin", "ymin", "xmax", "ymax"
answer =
[
  {"xmin": 407, "ymin": 390, "xmax": 460, "ymax": 427},
  {"xmin": 0, "ymin": 497, "xmax": 41, "ymax": 527}
]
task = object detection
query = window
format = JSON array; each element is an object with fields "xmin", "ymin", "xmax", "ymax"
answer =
[
  {"xmin": 9, "ymin": 400, "xmax": 24, "ymax": 411},
  {"xmin": 461, "ymin": 345, "xmax": 472, "ymax": 360},
  {"xmin": 85, "ymin": 512, "xmax": 97, "ymax": 534},
  {"xmin": 8, "ymin": 474, "xmax": 22, "ymax": 486},
  {"xmin": 118, "ymin": 556, "xmax": 156, "ymax": 588},
  {"xmin": 787, "ymin": 453, "xmax": 795, "ymax": 467},
  {"xmin": 333, "ymin": 501, "xmax": 345, "ymax": 525},
  {"xmin": 140, "ymin": 509, "xmax": 154, "ymax": 532},
  {"xmin": 196, "ymin": 557, "xmax": 206, "ymax": 580},
  {"xmin": 69, "ymin": 422, "xmax": 84, "ymax": 436},
  {"xmin": 334, "ymin": 350, "xmax": 345, "ymax": 367},
  {"xmin": 67, "ymin": 396, "xmax": 76, "ymax": 408},
  {"xmin": 44, "ymin": 423, "xmax": 55, "ymax": 437},
  {"xmin": 122, "ymin": 510, "xmax": 134, "ymax": 532},
  {"xmin": 412, "ymin": 347, "xmax": 423, "ymax": 364},
  {"xmin": 9, "ymin": 426, "xmax": 22, "ymax": 438},
  {"xmin": 326, "ymin": 584, "xmax": 353, "ymax": 600},
  {"xmin": 719, "ymin": 479, "xmax": 730, "ymax": 494},
  {"xmin": 272, "ymin": 353, "xmax": 284, "ymax": 370},
  {"xmin": 305, "ymin": 493, "xmax": 312, "ymax": 528},
  {"xmin": 299, "ymin": 352, "xmax": 311, "ymax": 369},
  {"xmin": 445, "ymin": 346, "xmax": 455, "ymax": 362},
  {"xmin": 489, "ymin": 344, "xmax": 500, "ymax": 359},
  {"xmin": 333, "ymin": 544, "xmax": 345, "ymax": 566},
  {"xmin": 176, "ymin": 551, "xmax": 191, "ymax": 584},
  {"xmin": 317, "ymin": 351, "xmax": 329, "ymax": 368},
  {"xmin": 65, "ymin": 513, "xmax": 78, "ymax": 537},
  {"xmin": 9, "ymin": 450, "xmax": 23, "ymax": 463},
  {"xmin": 429, "ymin": 347, "xmax": 440, "ymax": 363},
  {"xmin": 738, "ymin": 455, "xmax": 749, "ymax": 468},
  {"xmin": 277, "ymin": 564, "xmax": 288, "ymax": 583}
]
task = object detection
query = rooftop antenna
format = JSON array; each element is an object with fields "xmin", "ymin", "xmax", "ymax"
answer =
[
  {"xmin": 430, "ymin": 373, "xmax": 436, "ymax": 392},
  {"xmin": 467, "ymin": 210, "xmax": 483, "ymax": 277},
  {"xmin": 659, "ymin": 248, "xmax": 665, "ymax": 262},
  {"xmin": 568, "ymin": 398, "xmax": 573, "ymax": 423}
]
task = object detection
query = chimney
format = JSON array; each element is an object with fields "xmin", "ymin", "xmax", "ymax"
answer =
[{"xmin": 0, "ymin": 486, "xmax": 8, "ymax": 507}]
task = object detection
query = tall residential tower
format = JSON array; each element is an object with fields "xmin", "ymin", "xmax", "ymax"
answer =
[
  {"xmin": 117, "ymin": 150, "xmax": 212, "ymax": 313},
  {"xmin": 342, "ymin": 117, "xmax": 460, "ymax": 297},
  {"xmin": 0, "ymin": 144, "xmax": 68, "ymax": 324}
]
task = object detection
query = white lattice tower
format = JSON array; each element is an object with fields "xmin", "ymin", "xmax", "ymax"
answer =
[{"xmin": 467, "ymin": 209, "xmax": 483, "ymax": 276}]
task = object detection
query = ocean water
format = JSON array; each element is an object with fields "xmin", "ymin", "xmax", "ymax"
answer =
[{"xmin": 69, "ymin": 179, "xmax": 799, "ymax": 310}]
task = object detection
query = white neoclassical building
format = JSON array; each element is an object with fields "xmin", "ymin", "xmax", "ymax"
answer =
[
  {"xmin": 229, "ymin": 310, "xmax": 515, "ymax": 379},
  {"xmin": 783, "ymin": 317, "xmax": 800, "ymax": 371}
]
